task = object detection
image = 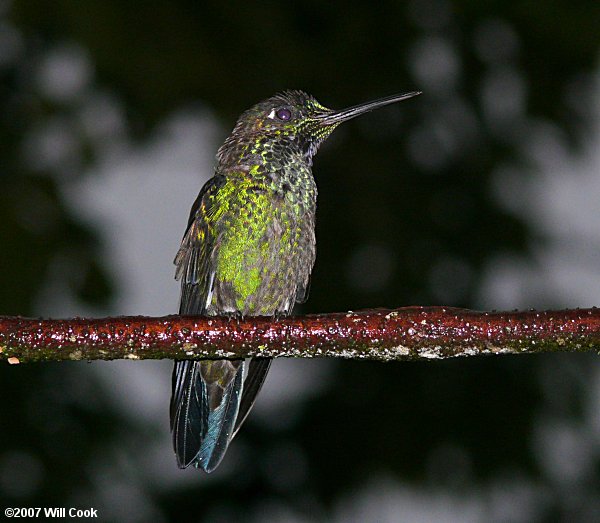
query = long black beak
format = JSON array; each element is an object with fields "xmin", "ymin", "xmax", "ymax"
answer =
[{"xmin": 317, "ymin": 91, "xmax": 421, "ymax": 125}]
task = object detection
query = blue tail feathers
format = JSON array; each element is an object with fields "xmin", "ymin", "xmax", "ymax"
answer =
[
  {"xmin": 197, "ymin": 360, "xmax": 245, "ymax": 472},
  {"xmin": 171, "ymin": 359, "xmax": 246, "ymax": 472}
]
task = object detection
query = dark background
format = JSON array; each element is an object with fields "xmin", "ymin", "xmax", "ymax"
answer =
[{"xmin": 1, "ymin": 1, "xmax": 600, "ymax": 521}]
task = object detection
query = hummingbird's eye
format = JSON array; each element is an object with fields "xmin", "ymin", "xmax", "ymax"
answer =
[{"xmin": 275, "ymin": 108, "xmax": 292, "ymax": 121}]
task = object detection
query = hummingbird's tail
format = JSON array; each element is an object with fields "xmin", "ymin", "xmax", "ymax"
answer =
[
  {"xmin": 170, "ymin": 359, "xmax": 245, "ymax": 472},
  {"xmin": 170, "ymin": 357, "xmax": 272, "ymax": 472}
]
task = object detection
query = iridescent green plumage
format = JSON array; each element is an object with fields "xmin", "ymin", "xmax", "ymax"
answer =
[{"xmin": 170, "ymin": 89, "xmax": 420, "ymax": 472}]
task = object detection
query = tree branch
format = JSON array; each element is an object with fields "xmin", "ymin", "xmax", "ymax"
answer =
[{"xmin": 1, "ymin": 307, "xmax": 599, "ymax": 364}]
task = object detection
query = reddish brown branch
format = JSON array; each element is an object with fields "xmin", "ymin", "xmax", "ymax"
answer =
[{"xmin": 0, "ymin": 307, "xmax": 599, "ymax": 364}]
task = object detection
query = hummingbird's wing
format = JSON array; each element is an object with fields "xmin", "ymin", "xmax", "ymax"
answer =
[
  {"xmin": 294, "ymin": 278, "xmax": 311, "ymax": 304},
  {"xmin": 233, "ymin": 357, "xmax": 271, "ymax": 436},
  {"xmin": 170, "ymin": 359, "xmax": 204, "ymax": 464},
  {"xmin": 171, "ymin": 175, "xmax": 248, "ymax": 471}
]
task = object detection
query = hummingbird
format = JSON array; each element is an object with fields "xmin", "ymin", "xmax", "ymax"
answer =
[{"xmin": 171, "ymin": 89, "xmax": 421, "ymax": 472}]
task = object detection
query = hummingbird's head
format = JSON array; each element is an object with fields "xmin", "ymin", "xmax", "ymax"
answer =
[{"xmin": 217, "ymin": 90, "xmax": 421, "ymax": 167}]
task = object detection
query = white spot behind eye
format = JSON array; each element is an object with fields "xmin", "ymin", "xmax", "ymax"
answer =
[{"xmin": 267, "ymin": 109, "xmax": 276, "ymax": 119}]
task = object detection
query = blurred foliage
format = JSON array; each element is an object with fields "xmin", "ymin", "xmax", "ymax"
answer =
[{"xmin": 1, "ymin": 0, "xmax": 600, "ymax": 521}]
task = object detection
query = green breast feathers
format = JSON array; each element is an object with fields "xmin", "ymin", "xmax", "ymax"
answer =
[{"xmin": 175, "ymin": 171, "xmax": 316, "ymax": 316}]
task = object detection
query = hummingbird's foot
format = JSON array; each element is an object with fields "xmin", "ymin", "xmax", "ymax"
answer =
[
  {"xmin": 272, "ymin": 310, "xmax": 287, "ymax": 322},
  {"xmin": 224, "ymin": 311, "xmax": 244, "ymax": 325}
]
